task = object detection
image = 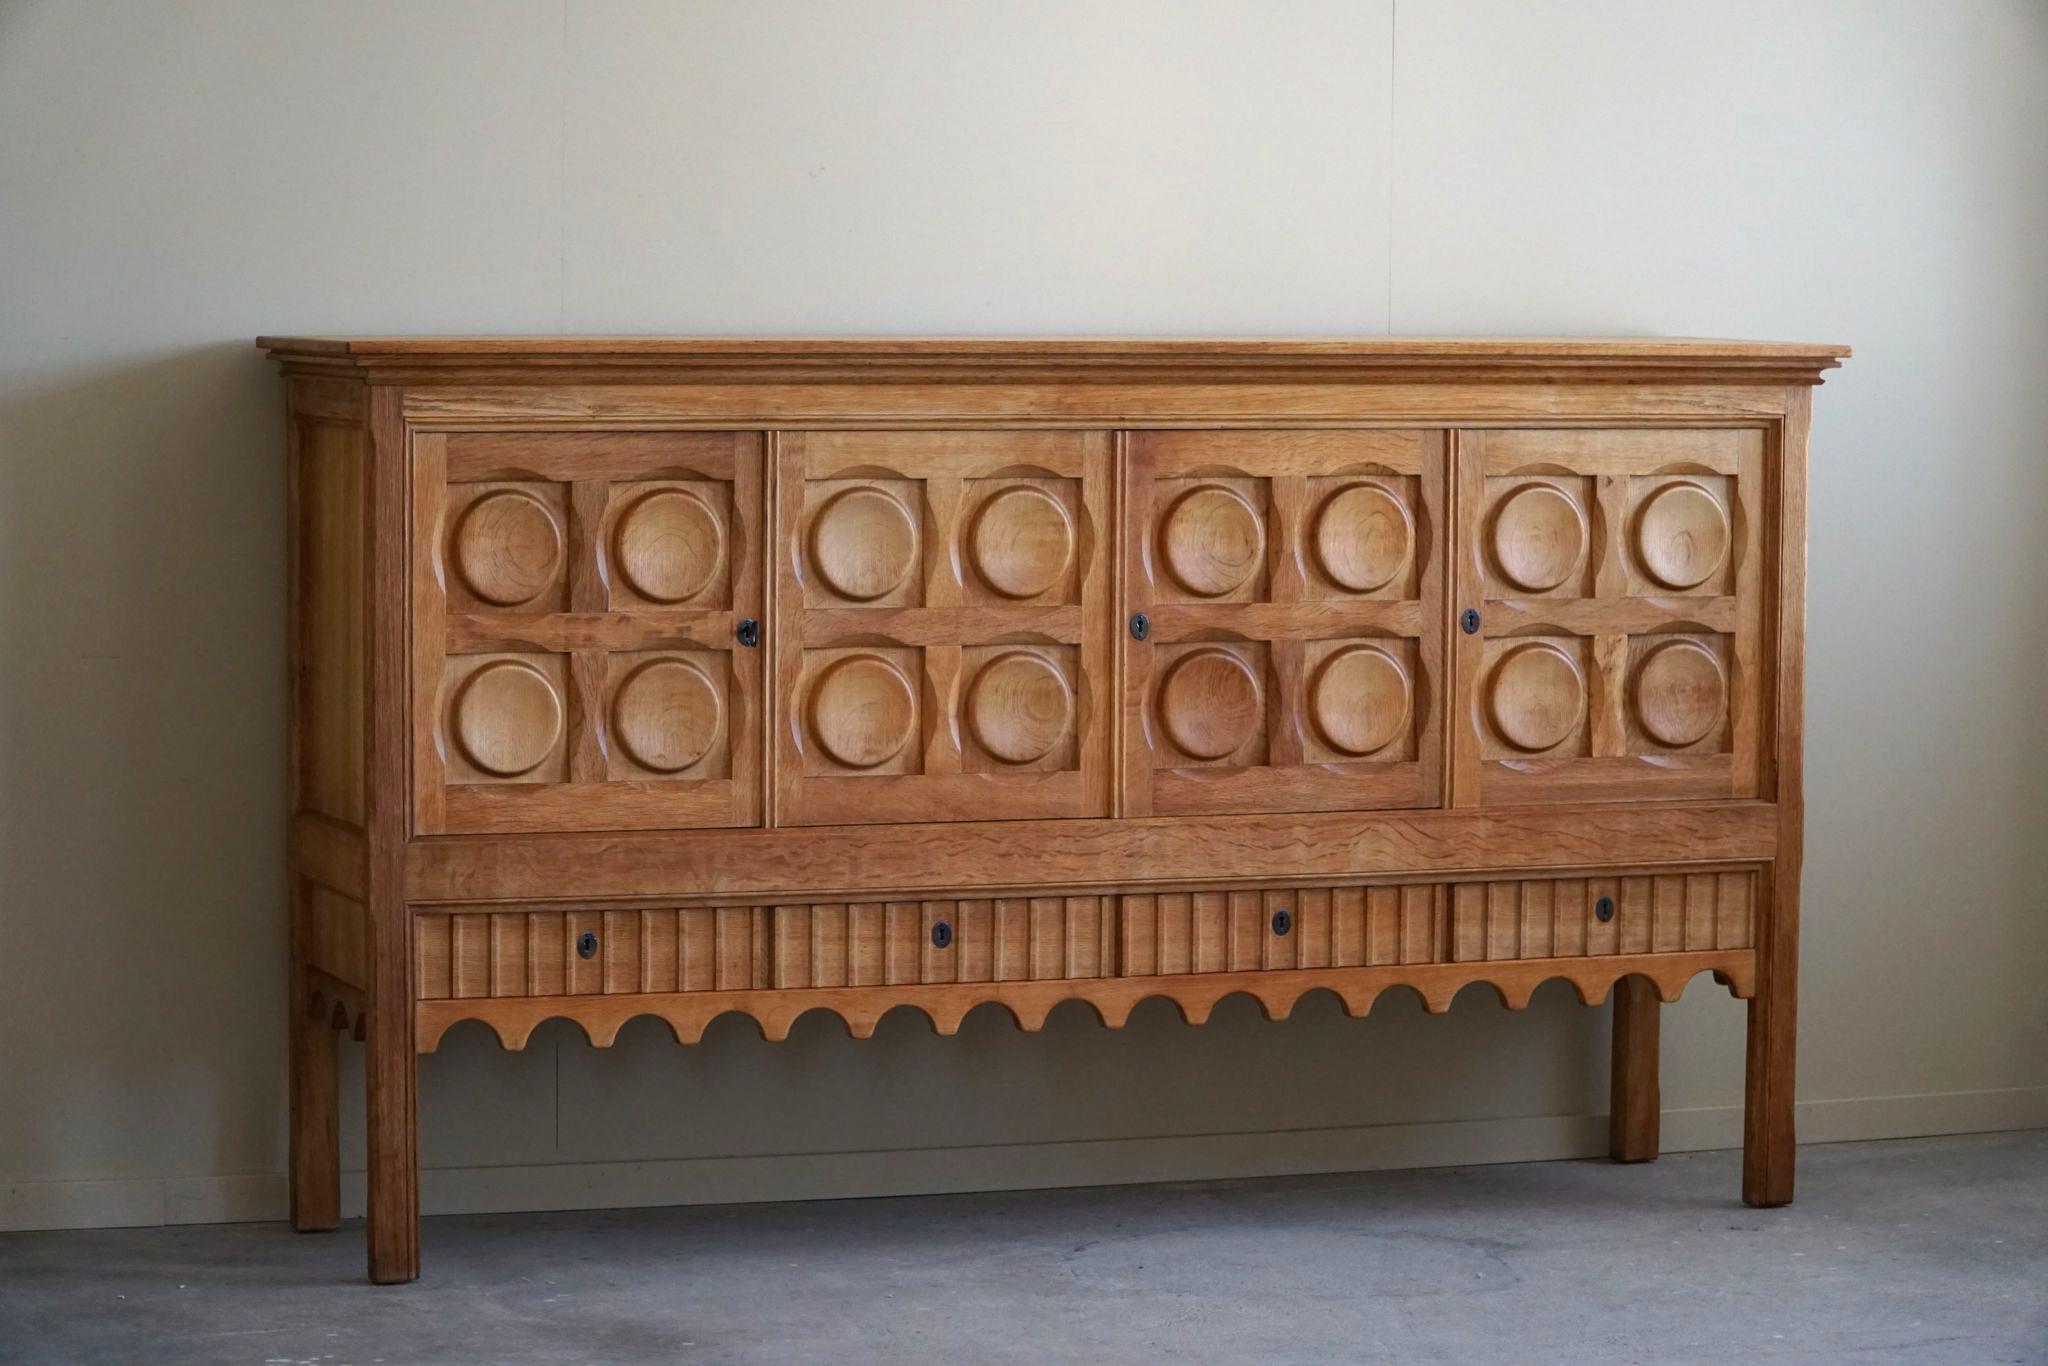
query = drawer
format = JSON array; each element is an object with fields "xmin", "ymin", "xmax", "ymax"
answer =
[
  {"xmin": 416, "ymin": 872, "xmax": 1756, "ymax": 1003},
  {"xmin": 1117, "ymin": 871, "xmax": 1756, "ymax": 976},
  {"xmin": 769, "ymin": 896, "xmax": 1117, "ymax": 988},
  {"xmin": 414, "ymin": 895, "xmax": 1119, "ymax": 1001},
  {"xmin": 416, "ymin": 908, "xmax": 773, "ymax": 1000}
]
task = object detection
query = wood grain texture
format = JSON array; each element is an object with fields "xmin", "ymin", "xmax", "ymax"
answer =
[
  {"xmin": 1745, "ymin": 386, "xmax": 1811, "ymax": 1209},
  {"xmin": 1124, "ymin": 430, "xmax": 1444, "ymax": 817},
  {"xmin": 413, "ymin": 432, "xmax": 763, "ymax": 837},
  {"xmin": 1610, "ymin": 974, "xmax": 1661, "ymax": 1163},
  {"xmin": 1453, "ymin": 429, "xmax": 1765, "ymax": 808},
  {"xmin": 393, "ymin": 382, "xmax": 1815, "ymax": 430},
  {"xmin": 290, "ymin": 408, "xmax": 367, "ymax": 825},
  {"xmin": 418, "ymin": 950, "xmax": 1754, "ymax": 1052},
  {"xmin": 415, "ymin": 869, "xmax": 1753, "ymax": 1017},
  {"xmin": 364, "ymin": 386, "xmax": 418, "ymax": 1283},
  {"xmin": 269, "ymin": 337, "xmax": 1834, "ymax": 1280},
  {"xmin": 283, "ymin": 377, "xmax": 365, "ymax": 1246},
  {"xmin": 288, "ymin": 878, "xmax": 340, "ymax": 1233},
  {"xmin": 774, "ymin": 431, "xmax": 1113, "ymax": 826},
  {"xmin": 406, "ymin": 801, "xmax": 1777, "ymax": 905},
  {"xmin": 259, "ymin": 336, "xmax": 1850, "ymax": 393}
]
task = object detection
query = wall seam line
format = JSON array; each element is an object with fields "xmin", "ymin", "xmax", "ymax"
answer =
[{"xmin": 1386, "ymin": 0, "xmax": 1397, "ymax": 333}]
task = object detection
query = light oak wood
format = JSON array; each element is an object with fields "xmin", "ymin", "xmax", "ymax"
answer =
[
  {"xmin": 1452, "ymin": 428, "xmax": 1766, "ymax": 808},
  {"xmin": 364, "ymin": 384, "xmax": 417, "ymax": 1284},
  {"xmin": 269, "ymin": 336, "xmax": 1842, "ymax": 1281},
  {"xmin": 419, "ymin": 950, "xmax": 1755, "ymax": 1052},
  {"xmin": 290, "ymin": 413, "xmax": 367, "ymax": 824},
  {"xmin": 1124, "ymin": 430, "xmax": 1444, "ymax": 818},
  {"xmin": 406, "ymin": 802, "xmax": 1778, "ymax": 905},
  {"xmin": 1745, "ymin": 386, "xmax": 1812, "ymax": 1209},
  {"xmin": 411, "ymin": 431, "xmax": 763, "ymax": 837},
  {"xmin": 287, "ymin": 878, "xmax": 340, "ymax": 1232},
  {"xmin": 414, "ymin": 870, "xmax": 1754, "ymax": 1004},
  {"xmin": 773, "ymin": 431, "xmax": 1114, "ymax": 826}
]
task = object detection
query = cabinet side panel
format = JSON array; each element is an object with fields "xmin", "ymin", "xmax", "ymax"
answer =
[
  {"xmin": 292, "ymin": 405, "xmax": 368, "ymax": 826},
  {"xmin": 307, "ymin": 885, "xmax": 368, "ymax": 990}
]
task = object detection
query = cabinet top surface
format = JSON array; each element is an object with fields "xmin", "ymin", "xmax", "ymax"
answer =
[{"xmin": 258, "ymin": 335, "xmax": 1848, "ymax": 382}]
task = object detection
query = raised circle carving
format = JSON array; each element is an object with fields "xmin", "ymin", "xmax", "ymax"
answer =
[
  {"xmin": 967, "ymin": 651, "xmax": 1073, "ymax": 764},
  {"xmin": 810, "ymin": 487, "xmax": 918, "ymax": 601},
  {"xmin": 809, "ymin": 654, "xmax": 917, "ymax": 769},
  {"xmin": 1633, "ymin": 639, "xmax": 1726, "ymax": 747},
  {"xmin": 611, "ymin": 658, "xmax": 721, "ymax": 774},
  {"xmin": 1486, "ymin": 642, "xmax": 1585, "ymax": 753},
  {"xmin": 970, "ymin": 486, "xmax": 1074, "ymax": 599},
  {"xmin": 1159, "ymin": 485, "xmax": 1264, "ymax": 598},
  {"xmin": 451, "ymin": 491, "xmax": 562, "ymax": 606},
  {"xmin": 1491, "ymin": 483, "xmax": 1586, "ymax": 593},
  {"xmin": 613, "ymin": 489, "xmax": 723, "ymax": 603},
  {"xmin": 451, "ymin": 660, "xmax": 563, "ymax": 777},
  {"xmin": 1313, "ymin": 483, "xmax": 1412, "ymax": 592},
  {"xmin": 1158, "ymin": 648, "xmax": 1262, "ymax": 761},
  {"xmin": 1635, "ymin": 481, "xmax": 1730, "ymax": 589},
  {"xmin": 1309, "ymin": 645, "xmax": 1412, "ymax": 756}
]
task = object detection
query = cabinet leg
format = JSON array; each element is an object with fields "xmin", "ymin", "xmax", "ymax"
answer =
[
  {"xmin": 1608, "ymin": 974, "xmax": 1660, "ymax": 1163},
  {"xmin": 1743, "ymin": 863, "xmax": 1799, "ymax": 1207},
  {"xmin": 288, "ymin": 874, "xmax": 340, "ymax": 1232},
  {"xmin": 364, "ymin": 999, "xmax": 420, "ymax": 1283},
  {"xmin": 288, "ymin": 995, "xmax": 341, "ymax": 1231}
]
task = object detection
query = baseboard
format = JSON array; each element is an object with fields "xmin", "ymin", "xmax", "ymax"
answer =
[
  {"xmin": 6, "ymin": 1086, "xmax": 2045, "ymax": 1232},
  {"xmin": 0, "ymin": 1172, "xmax": 283, "ymax": 1233}
]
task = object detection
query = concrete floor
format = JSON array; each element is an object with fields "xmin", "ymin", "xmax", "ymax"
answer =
[{"xmin": 2, "ymin": 1131, "xmax": 2044, "ymax": 1365}]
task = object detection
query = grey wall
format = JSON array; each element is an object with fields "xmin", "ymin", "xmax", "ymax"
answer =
[{"xmin": 3, "ymin": 0, "xmax": 2044, "ymax": 1229}]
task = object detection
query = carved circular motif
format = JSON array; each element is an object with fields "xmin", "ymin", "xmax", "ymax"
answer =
[
  {"xmin": 1633, "ymin": 639, "xmax": 1726, "ymax": 748},
  {"xmin": 969, "ymin": 486, "xmax": 1074, "ymax": 599},
  {"xmin": 1635, "ymin": 481, "xmax": 1730, "ymax": 589},
  {"xmin": 1491, "ymin": 483, "xmax": 1586, "ymax": 593},
  {"xmin": 611, "ymin": 658, "xmax": 722, "ymax": 774},
  {"xmin": 451, "ymin": 660, "xmax": 563, "ymax": 777},
  {"xmin": 967, "ymin": 651, "xmax": 1073, "ymax": 764},
  {"xmin": 451, "ymin": 491, "xmax": 562, "ymax": 606},
  {"xmin": 613, "ymin": 489, "xmax": 723, "ymax": 603},
  {"xmin": 1309, "ymin": 645, "xmax": 1412, "ymax": 757},
  {"xmin": 809, "ymin": 654, "xmax": 917, "ymax": 769},
  {"xmin": 1159, "ymin": 485, "xmax": 1264, "ymax": 598},
  {"xmin": 1486, "ymin": 642, "xmax": 1585, "ymax": 753},
  {"xmin": 810, "ymin": 487, "xmax": 918, "ymax": 602},
  {"xmin": 1313, "ymin": 483, "xmax": 1412, "ymax": 592},
  {"xmin": 1157, "ymin": 648, "xmax": 1262, "ymax": 760}
]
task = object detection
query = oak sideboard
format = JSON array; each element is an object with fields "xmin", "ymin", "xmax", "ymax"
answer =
[{"xmin": 262, "ymin": 336, "xmax": 1845, "ymax": 1283}]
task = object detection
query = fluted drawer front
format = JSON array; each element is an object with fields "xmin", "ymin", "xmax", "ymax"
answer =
[
  {"xmin": 415, "ymin": 897, "xmax": 1117, "ymax": 1000},
  {"xmin": 769, "ymin": 897, "xmax": 1116, "ymax": 988},
  {"xmin": 415, "ymin": 908, "xmax": 772, "ymax": 1001},
  {"xmin": 1116, "ymin": 871, "xmax": 1753, "ymax": 976},
  {"xmin": 1445, "ymin": 871, "xmax": 1755, "ymax": 963},
  {"xmin": 415, "ymin": 872, "xmax": 1753, "ymax": 1002}
]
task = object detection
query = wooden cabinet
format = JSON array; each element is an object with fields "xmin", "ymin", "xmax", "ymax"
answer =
[{"xmin": 266, "ymin": 336, "xmax": 1844, "ymax": 1282}]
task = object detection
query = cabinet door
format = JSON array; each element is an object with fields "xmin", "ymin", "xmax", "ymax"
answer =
[
  {"xmin": 1123, "ymin": 431, "xmax": 1446, "ymax": 817},
  {"xmin": 411, "ymin": 431, "xmax": 763, "ymax": 835},
  {"xmin": 1451, "ymin": 429, "xmax": 1766, "ymax": 806},
  {"xmin": 774, "ymin": 431, "xmax": 1114, "ymax": 826}
]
